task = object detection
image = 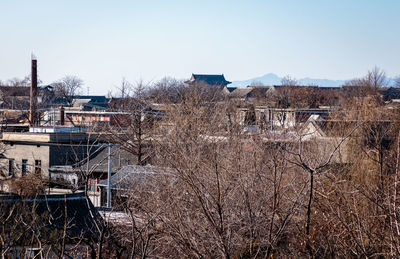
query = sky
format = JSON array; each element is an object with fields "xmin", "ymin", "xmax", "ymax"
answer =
[{"xmin": 0, "ymin": 0, "xmax": 399, "ymax": 94}]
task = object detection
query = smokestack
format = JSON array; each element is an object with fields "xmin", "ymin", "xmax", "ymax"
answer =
[
  {"xmin": 59, "ymin": 106, "xmax": 65, "ymax": 125},
  {"xmin": 29, "ymin": 57, "xmax": 38, "ymax": 125}
]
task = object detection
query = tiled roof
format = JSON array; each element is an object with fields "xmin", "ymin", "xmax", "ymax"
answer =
[
  {"xmin": 53, "ymin": 95, "xmax": 109, "ymax": 108},
  {"xmin": 230, "ymin": 88, "xmax": 253, "ymax": 98},
  {"xmin": 77, "ymin": 145, "xmax": 136, "ymax": 174},
  {"xmin": 0, "ymin": 192, "xmax": 102, "ymax": 240},
  {"xmin": 98, "ymin": 165, "xmax": 175, "ymax": 190},
  {"xmin": 187, "ymin": 74, "xmax": 231, "ymax": 86},
  {"xmin": 226, "ymin": 87, "xmax": 237, "ymax": 93}
]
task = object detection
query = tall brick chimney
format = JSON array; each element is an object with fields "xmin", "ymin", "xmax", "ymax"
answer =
[{"xmin": 29, "ymin": 57, "xmax": 38, "ymax": 125}]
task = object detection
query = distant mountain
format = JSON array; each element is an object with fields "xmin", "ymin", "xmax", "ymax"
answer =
[{"xmin": 230, "ymin": 73, "xmax": 347, "ymax": 88}]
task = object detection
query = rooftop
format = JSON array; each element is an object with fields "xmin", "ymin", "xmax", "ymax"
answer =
[
  {"xmin": 0, "ymin": 192, "xmax": 102, "ymax": 240},
  {"xmin": 98, "ymin": 165, "xmax": 175, "ymax": 190},
  {"xmin": 186, "ymin": 74, "xmax": 231, "ymax": 86},
  {"xmin": 1, "ymin": 130, "xmax": 100, "ymax": 144},
  {"xmin": 29, "ymin": 126, "xmax": 84, "ymax": 133}
]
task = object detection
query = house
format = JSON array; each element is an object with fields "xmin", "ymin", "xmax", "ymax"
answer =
[
  {"xmin": 42, "ymin": 109, "xmax": 130, "ymax": 127},
  {"xmin": 229, "ymin": 86, "xmax": 276, "ymax": 101},
  {"xmin": 236, "ymin": 106, "xmax": 297, "ymax": 129},
  {"xmin": 263, "ymin": 108, "xmax": 297, "ymax": 128},
  {"xmin": 49, "ymin": 145, "xmax": 136, "ymax": 184},
  {"xmin": 248, "ymin": 86, "xmax": 276, "ymax": 99},
  {"xmin": 382, "ymin": 87, "xmax": 400, "ymax": 102},
  {"xmin": 185, "ymin": 74, "xmax": 231, "ymax": 88},
  {"xmin": 223, "ymin": 86, "xmax": 237, "ymax": 94},
  {"xmin": 97, "ymin": 165, "xmax": 174, "ymax": 207},
  {"xmin": 47, "ymin": 145, "xmax": 137, "ymax": 206},
  {"xmin": 0, "ymin": 127, "xmax": 101, "ymax": 186},
  {"xmin": 64, "ymin": 110, "xmax": 130, "ymax": 127},
  {"xmin": 300, "ymin": 115, "xmax": 327, "ymax": 139},
  {"xmin": 299, "ymin": 116, "xmax": 355, "ymax": 163},
  {"xmin": 235, "ymin": 106, "xmax": 332, "ymax": 130},
  {"xmin": 53, "ymin": 95, "xmax": 110, "ymax": 111},
  {"xmin": 0, "ymin": 191, "xmax": 102, "ymax": 257},
  {"xmin": 230, "ymin": 88, "xmax": 254, "ymax": 99}
]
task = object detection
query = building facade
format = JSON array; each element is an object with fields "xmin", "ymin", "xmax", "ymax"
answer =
[{"xmin": 0, "ymin": 128, "xmax": 100, "ymax": 181}]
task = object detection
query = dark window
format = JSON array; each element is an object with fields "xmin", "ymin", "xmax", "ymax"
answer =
[
  {"xmin": 22, "ymin": 159, "xmax": 28, "ymax": 174},
  {"xmin": 35, "ymin": 160, "xmax": 41, "ymax": 174},
  {"xmin": 8, "ymin": 160, "xmax": 13, "ymax": 175}
]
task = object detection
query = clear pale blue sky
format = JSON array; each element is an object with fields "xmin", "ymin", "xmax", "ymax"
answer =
[{"xmin": 0, "ymin": 0, "xmax": 399, "ymax": 94}]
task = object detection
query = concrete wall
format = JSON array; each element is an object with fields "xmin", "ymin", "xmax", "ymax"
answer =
[
  {"xmin": 0, "ymin": 143, "xmax": 96, "ymax": 178},
  {"xmin": 0, "ymin": 144, "xmax": 50, "ymax": 178}
]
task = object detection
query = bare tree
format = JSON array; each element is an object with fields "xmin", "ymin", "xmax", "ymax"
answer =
[
  {"xmin": 106, "ymin": 81, "xmax": 155, "ymax": 165},
  {"xmin": 112, "ymin": 87, "xmax": 306, "ymax": 258},
  {"xmin": 249, "ymin": 80, "xmax": 264, "ymax": 86},
  {"xmin": 293, "ymin": 101, "xmax": 400, "ymax": 257},
  {"xmin": 53, "ymin": 75, "xmax": 83, "ymax": 106},
  {"xmin": 395, "ymin": 76, "xmax": 400, "ymax": 88},
  {"xmin": 343, "ymin": 67, "xmax": 387, "ymax": 104},
  {"xmin": 363, "ymin": 66, "xmax": 388, "ymax": 89},
  {"xmin": 148, "ymin": 77, "xmax": 186, "ymax": 104},
  {"xmin": 281, "ymin": 75, "xmax": 298, "ymax": 87},
  {"xmin": 116, "ymin": 77, "xmax": 133, "ymax": 98},
  {"xmin": 6, "ymin": 76, "xmax": 31, "ymax": 87},
  {"xmin": 275, "ymin": 75, "xmax": 298, "ymax": 108}
]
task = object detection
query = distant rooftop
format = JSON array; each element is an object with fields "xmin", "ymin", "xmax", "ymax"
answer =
[
  {"xmin": 186, "ymin": 74, "xmax": 231, "ymax": 86},
  {"xmin": 1, "ymin": 130, "xmax": 99, "ymax": 144},
  {"xmin": 53, "ymin": 95, "xmax": 110, "ymax": 109},
  {"xmin": 225, "ymin": 87, "xmax": 237, "ymax": 93},
  {"xmin": 29, "ymin": 126, "xmax": 84, "ymax": 133},
  {"xmin": 0, "ymin": 192, "xmax": 101, "ymax": 239},
  {"xmin": 98, "ymin": 165, "xmax": 175, "ymax": 190}
]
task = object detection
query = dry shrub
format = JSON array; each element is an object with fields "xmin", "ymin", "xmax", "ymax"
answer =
[{"xmin": 9, "ymin": 174, "xmax": 47, "ymax": 195}]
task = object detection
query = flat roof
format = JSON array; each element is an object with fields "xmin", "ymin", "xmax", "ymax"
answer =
[{"xmin": 64, "ymin": 111, "xmax": 129, "ymax": 115}]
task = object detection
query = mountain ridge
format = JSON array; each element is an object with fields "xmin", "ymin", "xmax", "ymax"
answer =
[{"xmin": 230, "ymin": 73, "xmax": 347, "ymax": 88}]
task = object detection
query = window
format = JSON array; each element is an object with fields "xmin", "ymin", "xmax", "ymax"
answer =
[
  {"xmin": 8, "ymin": 160, "xmax": 14, "ymax": 175},
  {"xmin": 35, "ymin": 160, "xmax": 41, "ymax": 174},
  {"xmin": 22, "ymin": 159, "xmax": 28, "ymax": 174}
]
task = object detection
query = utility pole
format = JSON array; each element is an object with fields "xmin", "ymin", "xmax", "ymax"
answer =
[
  {"xmin": 107, "ymin": 144, "xmax": 112, "ymax": 208},
  {"xmin": 270, "ymin": 108, "xmax": 273, "ymax": 131}
]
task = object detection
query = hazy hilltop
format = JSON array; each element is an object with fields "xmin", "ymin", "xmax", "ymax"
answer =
[
  {"xmin": 231, "ymin": 73, "xmax": 398, "ymax": 88},
  {"xmin": 230, "ymin": 73, "xmax": 346, "ymax": 87}
]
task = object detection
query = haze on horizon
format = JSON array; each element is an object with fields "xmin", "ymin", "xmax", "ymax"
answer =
[{"xmin": 0, "ymin": 0, "xmax": 399, "ymax": 94}]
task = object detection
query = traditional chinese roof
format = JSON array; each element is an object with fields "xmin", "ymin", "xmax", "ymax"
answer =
[{"xmin": 186, "ymin": 74, "xmax": 231, "ymax": 86}]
